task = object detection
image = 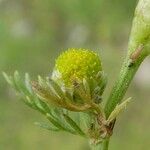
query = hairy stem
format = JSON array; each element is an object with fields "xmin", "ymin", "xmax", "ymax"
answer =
[
  {"xmin": 104, "ymin": 0, "xmax": 150, "ymax": 117},
  {"xmin": 105, "ymin": 52, "xmax": 147, "ymax": 118}
]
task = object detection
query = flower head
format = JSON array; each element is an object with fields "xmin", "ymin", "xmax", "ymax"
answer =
[{"xmin": 52, "ymin": 48, "xmax": 102, "ymax": 86}]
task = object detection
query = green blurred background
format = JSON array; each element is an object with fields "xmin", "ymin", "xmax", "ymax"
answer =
[{"xmin": 1, "ymin": 0, "xmax": 150, "ymax": 149}]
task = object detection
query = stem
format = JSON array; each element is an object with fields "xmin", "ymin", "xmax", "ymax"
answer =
[
  {"xmin": 91, "ymin": 139, "xmax": 110, "ymax": 150},
  {"xmin": 102, "ymin": 139, "xmax": 110, "ymax": 150},
  {"xmin": 105, "ymin": 52, "xmax": 147, "ymax": 118}
]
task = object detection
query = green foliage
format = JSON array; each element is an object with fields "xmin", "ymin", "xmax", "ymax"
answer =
[
  {"xmin": 3, "ymin": 71, "xmax": 86, "ymax": 136},
  {"xmin": 3, "ymin": 70, "xmax": 111, "ymax": 143},
  {"xmin": 3, "ymin": 69, "xmax": 117, "ymax": 145}
]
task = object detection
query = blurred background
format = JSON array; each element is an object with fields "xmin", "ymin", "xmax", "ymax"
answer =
[{"xmin": 0, "ymin": 0, "xmax": 150, "ymax": 149}]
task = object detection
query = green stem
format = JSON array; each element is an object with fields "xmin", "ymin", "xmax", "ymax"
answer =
[
  {"xmin": 91, "ymin": 50, "xmax": 147, "ymax": 150},
  {"xmin": 102, "ymin": 139, "xmax": 110, "ymax": 150},
  {"xmin": 91, "ymin": 139, "xmax": 110, "ymax": 150},
  {"xmin": 105, "ymin": 52, "xmax": 147, "ymax": 118}
]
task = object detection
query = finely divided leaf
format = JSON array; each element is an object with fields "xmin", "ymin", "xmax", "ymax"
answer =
[
  {"xmin": 35, "ymin": 122, "xmax": 60, "ymax": 132},
  {"xmin": 106, "ymin": 97, "xmax": 131, "ymax": 125},
  {"xmin": 63, "ymin": 114, "xmax": 86, "ymax": 136}
]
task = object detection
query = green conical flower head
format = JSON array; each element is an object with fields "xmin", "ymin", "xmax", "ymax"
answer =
[{"xmin": 52, "ymin": 48, "xmax": 102, "ymax": 86}]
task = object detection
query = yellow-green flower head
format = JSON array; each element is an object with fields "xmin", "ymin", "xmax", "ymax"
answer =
[{"xmin": 52, "ymin": 48, "xmax": 102, "ymax": 86}]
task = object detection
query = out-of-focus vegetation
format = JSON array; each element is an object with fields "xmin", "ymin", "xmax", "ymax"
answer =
[{"xmin": 0, "ymin": 0, "xmax": 150, "ymax": 149}]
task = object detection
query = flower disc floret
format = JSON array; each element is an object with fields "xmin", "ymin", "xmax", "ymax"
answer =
[{"xmin": 53, "ymin": 48, "xmax": 102, "ymax": 85}]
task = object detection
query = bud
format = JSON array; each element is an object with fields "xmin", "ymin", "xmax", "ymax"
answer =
[
  {"xmin": 128, "ymin": 0, "xmax": 150, "ymax": 55},
  {"xmin": 52, "ymin": 48, "xmax": 102, "ymax": 86}
]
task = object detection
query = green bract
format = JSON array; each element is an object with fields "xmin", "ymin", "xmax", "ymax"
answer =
[{"xmin": 52, "ymin": 49, "xmax": 102, "ymax": 86}]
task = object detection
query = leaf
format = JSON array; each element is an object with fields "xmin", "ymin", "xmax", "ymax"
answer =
[
  {"xmin": 13, "ymin": 71, "xmax": 23, "ymax": 91},
  {"xmin": 2, "ymin": 72, "xmax": 14, "ymax": 87},
  {"xmin": 23, "ymin": 96, "xmax": 37, "ymax": 109},
  {"xmin": 35, "ymin": 122, "xmax": 60, "ymax": 132},
  {"xmin": 50, "ymin": 108, "xmax": 76, "ymax": 132},
  {"xmin": 13, "ymin": 71, "xmax": 30, "ymax": 95},
  {"xmin": 46, "ymin": 113, "xmax": 75, "ymax": 134},
  {"xmin": 25, "ymin": 73, "xmax": 32, "ymax": 93},
  {"xmin": 3, "ymin": 72, "xmax": 75, "ymax": 132},
  {"xmin": 46, "ymin": 113, "xmax": 65, "ymax": 129},
  {"xmin": 49, "ymin": 79, "xmax": 66, "ymax": 99},
  {"xmin": 106, "ymin": 97, "xmax": 131, "ymax": 125},
  {"xmin": 3, "ymin": 71, "xmax": 21, "ymax": 91},
  {"xmin": 32, "ymin": 81, "xmax": 62, "ymax": 106},
  {"xmin": 79, "ymin": 112, "xmax": 92, "ymax": 130},
  {"xmin": 37, "ymin": 99, "xmax": 52, "ymax": 114},
  {"xmin": 63, "ymin": 114, "xmax": 86, "ymax": 136},
  {"xmin": 51, "ymin": 108, "xmax": 63, "ymax": 120},
  {"xmin": 65, "ymin": 110, "xmax": 80, "ymax": 126}
]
